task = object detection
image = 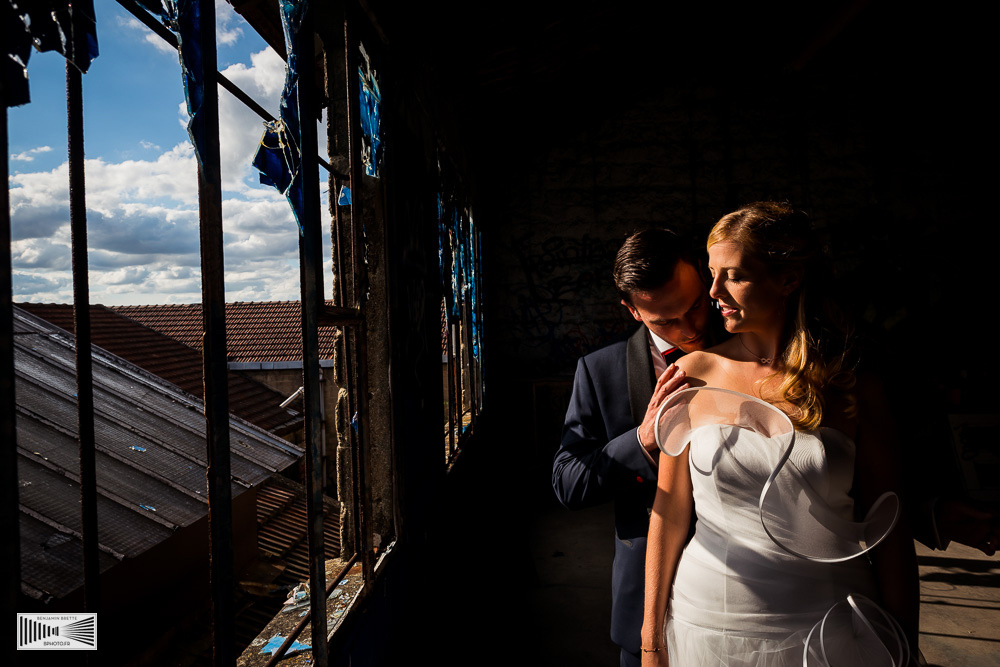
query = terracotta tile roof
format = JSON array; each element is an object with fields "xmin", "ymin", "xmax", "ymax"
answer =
[
  {"xmin": 111, "ymin": 301, "xmax": 339, "ymax": 362},
  {"xmin": 19, "ymin": 303, "xmax": 302, "ymax": 435}
]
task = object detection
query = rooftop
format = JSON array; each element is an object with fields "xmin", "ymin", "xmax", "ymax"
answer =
[
  {"xmin": 112, "ymin": 301, "xmax": 339, "ymax": 363},
  {"xmin": 13, "ymin": 306, "xmax": 305, "ymax": 603},
  {"xmin": 19, "ymin": 303, "xmax": 302, "ymax": 435}
]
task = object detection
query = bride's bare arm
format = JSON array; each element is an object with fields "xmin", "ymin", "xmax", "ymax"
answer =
[
  {"xmin": 853, "ymin": 375, "xmax": 920, "ymax": 651},
  {"xmin": 641, "ymin": 448, "xmax": 693, "ymax": 665}
]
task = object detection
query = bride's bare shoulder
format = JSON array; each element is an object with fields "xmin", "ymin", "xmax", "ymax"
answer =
[
  {"xmin": 675, "ymin": 349, "xmax": 723, "ymax": 377},
  {"xmin": 676, "ymin": 338, "xmax": 738, "ymax": 385}
]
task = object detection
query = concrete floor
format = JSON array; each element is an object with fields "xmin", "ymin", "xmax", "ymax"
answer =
[
  {"xmin": 531, "ymin": 502, "xmax": 1000, "ymax": 666},
  {"xmin": 917, "ymin": 541, "xmax": 1000, "ymax": 667}
]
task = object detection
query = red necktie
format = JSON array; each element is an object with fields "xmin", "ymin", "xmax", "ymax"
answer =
[{"xmin": 661, "ymin": 347, "xmax": 683, "ymax": 365}]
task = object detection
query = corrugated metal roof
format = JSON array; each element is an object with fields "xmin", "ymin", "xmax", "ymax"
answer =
[
  {"xmin": 112, "ymin": 301, "xmax": 339, "ymax": 362},
  {"xmin": 19, "ymin": 303, "xmax": 302, "ymax": 435},
  {"xmin": 13, "ymin": 306, "xmax": 305, "ymax": 602}
]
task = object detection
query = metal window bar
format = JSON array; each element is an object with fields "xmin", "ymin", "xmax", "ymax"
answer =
[
  {"xmin": 184, "ymin": 3, "xmax": 238, "ymax": 664},
  {"xmin": 344, "ymin": 2, "xmax": 376, "ymax": 589},
  {"xmin": 66, "ymin": 58, "xmax": 101, "ymax": 620},
  {"xmin": 291, "ymin": 5, "xmax": 329, "ymax": 666},
  {"xmin": 1, "ymin": 67, "xmax": 22, "ymax": 663}
]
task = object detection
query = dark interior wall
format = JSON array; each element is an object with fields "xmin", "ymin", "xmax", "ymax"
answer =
[
  {"xmin": 487, "ymin": 17, "xmax": 995, "ymax": 380},
  {"xmin": 425, "ymin": 2, "xmax": 999, "ymax": 509},
  {"xmin": 473, "ymin": 3, "xmax": 998, "ymax": 456}
]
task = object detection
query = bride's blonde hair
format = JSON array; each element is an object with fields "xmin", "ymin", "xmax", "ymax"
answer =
[{"xmin": 708, "ymin": 202, "xmax": 855, "ymax": 429}]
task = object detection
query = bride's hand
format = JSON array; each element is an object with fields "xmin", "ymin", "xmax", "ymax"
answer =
[
  {"xmin": 641, "ymin": 648, "xmax": 669, "ymax": 667},
  {"xmin": 638, "ymin": 364, "xmax": 689, "ymax": 454}
]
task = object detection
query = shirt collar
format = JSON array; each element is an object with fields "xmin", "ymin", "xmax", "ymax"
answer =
[{"xmin": 647, "ymin": 328, "xmax": 676, "ymax": 355}]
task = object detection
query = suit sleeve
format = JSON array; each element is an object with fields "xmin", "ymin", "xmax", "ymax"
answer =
[{"xmin": 552, "ymin": 356, "xmax": 657, "ymax": 509}]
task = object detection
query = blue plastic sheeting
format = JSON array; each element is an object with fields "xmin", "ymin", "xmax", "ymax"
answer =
[
  {"xmin": 436, "ymin": 194, "xmax": 447, "ymax": 293},
  {"xmin": 261, "ymin": 634, "xmax": 311, "ymax": 655},
  {"xmin": 3, "ymin": 2, "xmax": 32, "ymax": 107},
  {"xmin": 337, "ymin": 184, "xmax": 351, "ymax": 205},
  {"xmin": 251, "ymin": 0, "xmax": 307, "ymax": 234},
  {"xmin": 4, "ymin": 0, "xmax": 100, "ymax": 107},
  {"xmin": 357, "ymin": 43, "xmax": 382, "ymax": 178},
  {"xmin": 135, "ymin": 0, "xmax": 210, "ymax": 169},
  {"xmin": 437, "ymin": 194, "xmax": 483, "ymax": 364}
]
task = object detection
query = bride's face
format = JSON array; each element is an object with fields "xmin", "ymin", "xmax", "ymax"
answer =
[{"xmin": 707, "ymin": 242, "xmax": 798, "ymax": 334}]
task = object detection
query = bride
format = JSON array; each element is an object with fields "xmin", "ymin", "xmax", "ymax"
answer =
[{"xmin": 640, "ymin": 202, "xmax": 919, "ymax": 666}]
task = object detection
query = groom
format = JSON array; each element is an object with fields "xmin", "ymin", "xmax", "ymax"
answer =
[{"xmin": 552, "ymin": 228, "xmax": 718, "ymax": 667}]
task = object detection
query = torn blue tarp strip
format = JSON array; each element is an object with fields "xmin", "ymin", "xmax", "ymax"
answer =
[
  {"xmin": 3, "ymin": 2, "xmax": 33, "ymax": 107},
  {"xmin": 337, "ymin": 184, "xmax": 351, "ymax": 205},
  {"xmin": 261, "ymin": 635, "xmax": 311, "ymax": 655},
  {"xmin": 467, "ymin": 216, "xmax": 480, "ymax": 360},
  {"xmin": 12, "ymin": 0, "xmax": 99, "ymax": 74},
  {"xmin": 251, "ymin": 0, "xmax": 307, "ymax": 234},
  {"xmin": 449, "ymin": 208, "xmax": 463, "ymax": 320},
  {"xmin": 357, "ymin": 43, "xmax": 382, "ymax": 178},
  {"xmin": 4, "ymin": 0, "xmax": 100, "ymax": 107},
  {"xmin": 134, "ymin": 0, "xmax": 210, "ymax": 169}
]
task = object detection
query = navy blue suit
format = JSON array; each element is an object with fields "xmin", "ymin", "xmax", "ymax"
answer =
[{"xmin": 552, "ymin": 325, "xmax": 659, "ymax": 660}]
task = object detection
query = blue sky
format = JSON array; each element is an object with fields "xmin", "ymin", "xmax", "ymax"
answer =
[{"xmin": 9, "ymin": 0, "xmax": 331, "ymax": 305}]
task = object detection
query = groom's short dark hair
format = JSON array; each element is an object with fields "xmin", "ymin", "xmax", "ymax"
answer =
[{"xmin": 613, "ymin": 228, "xmax": 697, "ymax": 304}]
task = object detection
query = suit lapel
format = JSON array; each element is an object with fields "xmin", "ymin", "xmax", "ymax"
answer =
[{"xmin": 626, "ymin": 325, "xmax": 655, "ymax": 426}]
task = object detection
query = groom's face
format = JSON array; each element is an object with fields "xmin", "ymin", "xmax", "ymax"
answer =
[{"xmin": 622, "ymin": 260, "xmax": 710, "ymax": 353}]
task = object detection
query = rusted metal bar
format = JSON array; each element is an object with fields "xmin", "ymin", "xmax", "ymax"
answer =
[
  {"xmin": 66, "ymin": 61, "xmax": 101, "ymax": 615},
  {"xmin": 1, "ymin": 77, "xmax": 22, "ymax": 647},
  {"xmin": 261, "ymin": 553, "xmax": 358, "ymax": 667},
  {"xmin": 191, "ymin": 2, "xmax": 235, "ymax": 665},
  {"xmin": 466, "ymin": 307, "xmax": 478, "ymax": 427},
  {"xmin": 295, "ymin": 6, "xmax": 329, "ymax": 666},
  {"xmin": 448, "ymin": 320, "xmax": 459, "ymax": 457},
  {"xmin": 344, "ymin": 9, "xmax": 375, "ymax": 585},
  {"xmin": 318, "ymin": 304, "xmax": 362, "ymax": 326}
]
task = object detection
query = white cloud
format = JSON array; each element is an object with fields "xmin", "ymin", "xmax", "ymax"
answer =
[
  {"xmin": 144, "ymin": 31, "xmax": 177, "ymax": 55},
  {"xmin": 216, "ymin": 0, "xmax": 245, "ymax": 45},
  {"xmin": 217, "ymin": 47, "xmax": 286, "ymax": 191},
  {"xmin": 118, "ymin": 14, "xmax": 177, "ymax": 56},
  {"xmin": 9, "ymin": 39, "xmax": 331, "ymax": 307},
  {"xmin": 11, "ymin": 146, "xmax": 52, "ymax": 162}
]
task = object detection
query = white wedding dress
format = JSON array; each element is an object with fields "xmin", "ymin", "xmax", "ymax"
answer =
[{"xmin": 654, "ymin": 388, "xmax": 908, "ymax": 667}]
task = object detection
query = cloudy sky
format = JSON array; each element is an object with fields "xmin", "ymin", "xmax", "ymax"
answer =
[{"xmin": 9, "ymin": 0, "xmax": 332, "ymax": 306}]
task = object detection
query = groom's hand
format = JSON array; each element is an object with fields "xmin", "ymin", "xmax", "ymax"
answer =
[{"xmin": 638, "ymin": 364, "xmax": 688, "ymax": 455}]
